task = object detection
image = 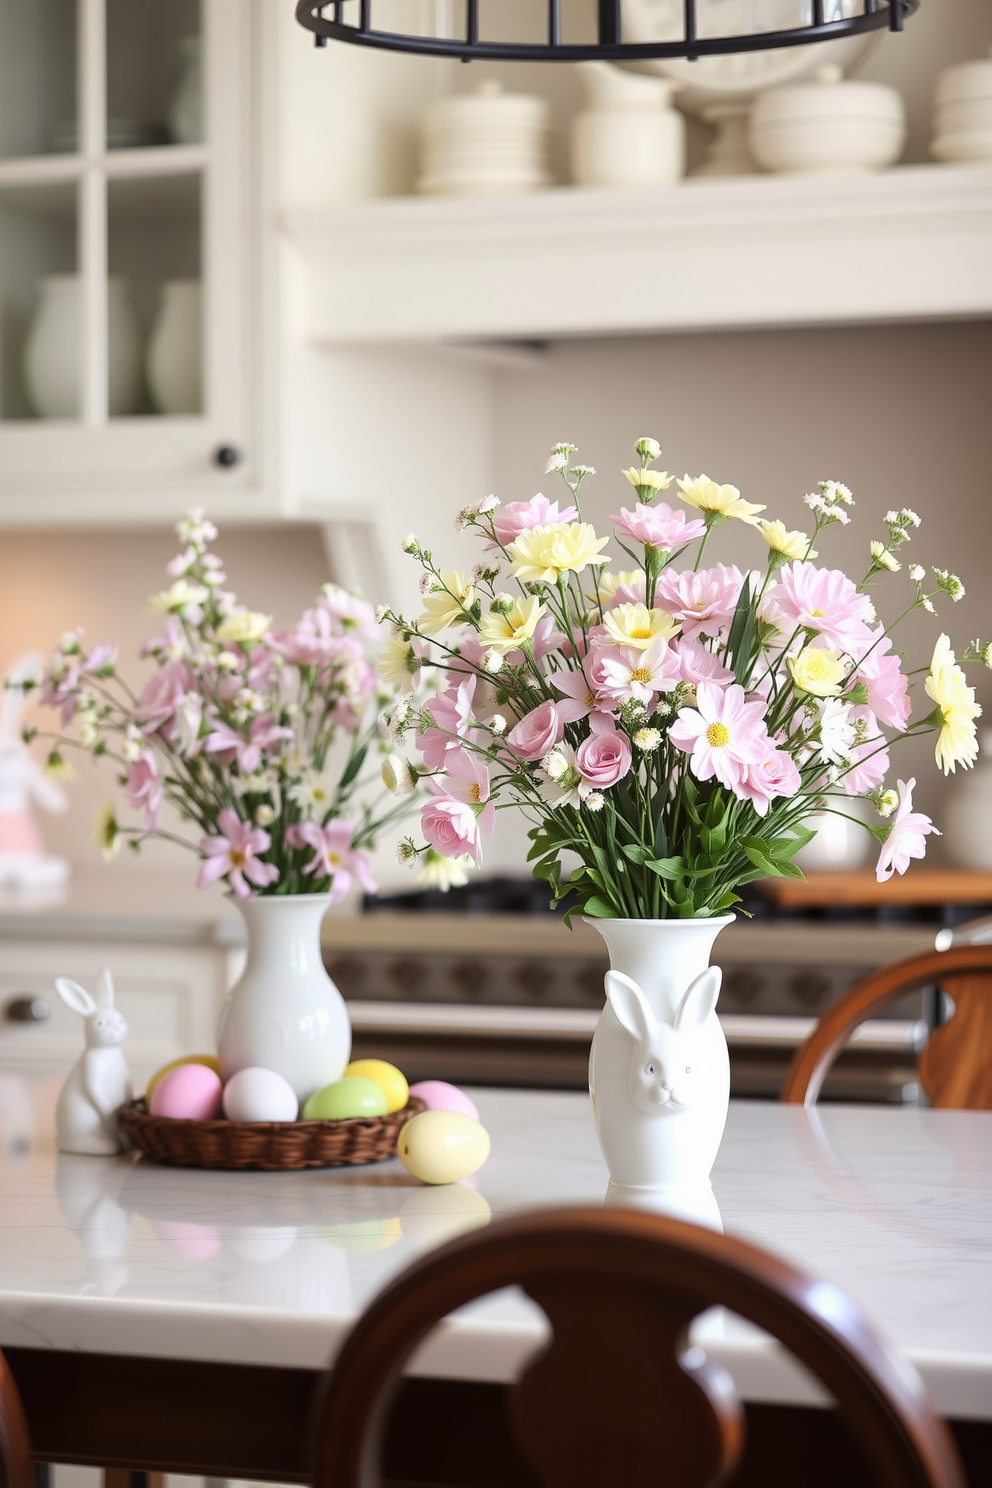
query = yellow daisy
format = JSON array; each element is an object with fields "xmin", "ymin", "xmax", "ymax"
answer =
[
  {"xmin": 479, "ymin": 595, "xmax": 547, "ymax": 655},
  {"xmin": 925, "ymin": 633, "xmax": 981, "ymax": 774},
  {"xmin": 509, "ymin": 522, "xmax": 610, "ymax": 584},
  {"xmin": 678, "ymin": 475, "xmax": 766, "ymax": 526},
  {"xmin": 418, "ymin": 571, "xmax": 475, "ymax": 636},
  {"xmin": 757, "ymin": 519, "xmax": 816, "ymax": 562},
  {"xmin": 603, "ymin": 602, "xmax": 680, "ymax": 652},
  {"xmin": 788, "ymin": 645, "xmax": 846, "ymax": 698}
]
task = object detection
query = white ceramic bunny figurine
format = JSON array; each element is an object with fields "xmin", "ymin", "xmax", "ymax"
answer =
[
  {"xmin": 589, "ymin": 966, "xmax": 728, "ymax": 1194},
  {"xmin": 54, "ymin": 970, "xmax": 133, "ymax": 1156},
  {"xmin": 0, "ymin": 651, "xmax": 70, "ymax": 889}
]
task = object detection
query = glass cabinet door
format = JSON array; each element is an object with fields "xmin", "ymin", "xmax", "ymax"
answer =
[{"xmin": 0, "ymin": 0, "xmax": 252, "ymax": 500}]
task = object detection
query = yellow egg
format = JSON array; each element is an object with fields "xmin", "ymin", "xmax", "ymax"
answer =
[
  {"xmin": 344, "ymin": 1058, "xmax": 409, "ymax": 1114},
  {"xmin": 146, "ymin": 1054, "xmax": 221, "ymax": 1102},
  {"xmin": 397, "ymin": 1110, "xmax": 491, "ymax": 1186}
]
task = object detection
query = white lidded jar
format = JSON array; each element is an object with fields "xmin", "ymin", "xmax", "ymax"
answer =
[
  {"xmin": 571, "ymin": 62, "xmax": 685, "ymax": 189},
  {"xmin": 417, "ymin": 80, "xmax": 552, "ymax": 197},
  {"xmin": 24, "ymin": 275, "xmax": 142, "ymax": 419},
  {"xmin": 932, "ymin": 47, "xmax": 992, "ymax": 164},
  {"xmin": 749, "ymin": 65, "xmax": 906, "ymax": 176},
  {"xmin": 943, "ymin": 730, "xmax": 992, "ymax": 870},
  {"xmin": 147, "ymin": 279, "xmax": 202, "ymax": 415}
]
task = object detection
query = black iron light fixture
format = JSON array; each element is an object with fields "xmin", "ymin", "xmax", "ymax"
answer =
[{"xmin": 295, "ymin": 0, "xmax": 919, "ymax": 65}]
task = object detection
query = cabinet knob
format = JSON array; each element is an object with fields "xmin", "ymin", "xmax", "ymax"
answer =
[
  {"xmin": 4, "ymin": 996, "xmax": 50, "ymax": 1024},
  {"xmin": 213, "ymin": 444, "xmax": 242, "ymax": 469}
]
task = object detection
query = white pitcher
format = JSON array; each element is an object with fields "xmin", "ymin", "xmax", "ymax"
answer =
[
  {"xmin": 147, "ymin": 279, "xmax": 202, "ymax": 415},
  {"xmin": 24, "ymin": 275, "xmax": 142, "ymax": 419}
]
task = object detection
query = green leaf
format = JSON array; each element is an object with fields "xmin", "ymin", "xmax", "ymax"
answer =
[
  {"xmin": 645, "ymin": 855, "xmax": 685, "ymax": 881},
  {"xmin": 742, "ymin": 844, "xmax": 778, "ymax": 877},
  {"xmin": 582, "ymin": 895, "xmax": 620, "ymax": 918},
  {"xmin": 337, "ymin": 744, "xmax": 368, "ymax": 793},
  {"xmin": 724, "ymin": 574, "xmax": 755, "ymax": 681},
  {"xmin": 621, "ymin": 843, "xmax": 650, "ymax": 865}
]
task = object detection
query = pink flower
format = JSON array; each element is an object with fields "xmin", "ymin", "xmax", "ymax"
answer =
[
  {"xmin": 654, "ymin": 565, "xmax": 745, "ymax": 640},
  {"xmin": 285, "ymin": 819, "xmax": 376, "ymax": 904},
  {"xmin": 767, "ymin": 562, "xmax": 875, "ymax": 654},
  {"xmin": 421, "ymin": 795, "xmax": 485, "ymax": 867},
  {"xmin": 419, "ymin": 677, "xmax": 478, "ymax": 772},
  {"xmin": 506, "ymin": 700, "xmax": 565, "ymax": 763},
  {"xmin": 431, "ymin": 751, "xmax": 496, "ymax": 838},
  {"xmin": 508, "ymin": 613, "xmax": 567, "ymax": 667},
  {"xmin": 125, "ymin": 750, "xmax": 163, "ymax": 830},
  {"xmin": 849, "ymin": 631, "xmax": 911, "ymax": 733},
  {"xmin": 137, "ymin": 662, "xmax": 194, "ymax": 732},
  {"xmin": 553, "ymin": 660, "xmax": 609, "ymax": 723},
  {"xmin": 669, "ymin": 682, "xmax": 772, "ymax": 791},
  {"xmin": 606, "ymin": 572, "xmax": 647, "ymax": 609},
  {"xmin": 673, "ymin": 636, "xmax": 734, "ymax": 687},
  {"xmin": 876, "ymin": 778, "xmax": 939, "ymax": 883},
  {"xmin": 576, "ymin": 725, "xmax": 632, "ymax": 788},
  {"xmin": 490, "ymin": 494, "xmax": 578, "ymax": 550},
  {"xmin": 203, "ymin": 714, "xmax": 292, "ymax": 776},
  {"xmin": 737, "ymin": 749, "xmax": 802, "ymax": 818},
  {"xmin": 611, "ymin": 502, "xmax": 706, "ymax": 551},
  {"xmin": 319, "ymin": 585, "xmax": 378, "ymax": 638},
  {"xmin": 197, "ymin": 808, "xmax": 279, "ymax": 898},
  {"xmin": 841, "ymin": 707, "xmax": 890, "ymax": 796},
  {"xmin": 594, "ymin": 636, "xmax": 681, "ymax": 709},
  {"xmin": 81, "ymin": 641, "xmax": 118, "ymax": 675}
]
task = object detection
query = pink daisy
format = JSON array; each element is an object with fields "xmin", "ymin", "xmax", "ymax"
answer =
[
  {"xmin": 673, "ymin": 636, "xmax": 734, "ymax": 687},
  {"xmin": 736, "ymin": 749, "xmax": 802, "ymax": 818},
  {"xmin": 285, "ymin": 819, "xmax": 376, "ymax": 904},
  {"xmin": 654, "ymin": 565, "xmax": 745, "ymax": 641},
  {"xmin": 197, "ymin": 809, "xmax": 279, "ymax": 898},
  {"xmin": 669, "ymin": 682, "xmax": 772, "ymax": 791},
  {"xmin": 611, "ymin": 502, "xmax": 706, "ymax": 552},
  {"xmin": 849, "ymin": 630, "xmax": 911, "ymax": 733},
  {"xmin": 594, "ymin": 636, "xmax": 682, "ymax": 708},
  {"xmin": 767, "ymin": 562, "xmax": 875, "ymax": 654},
  {"xmin": 875, "ymin": 778, "xmax": 939, "ymax": 883}
]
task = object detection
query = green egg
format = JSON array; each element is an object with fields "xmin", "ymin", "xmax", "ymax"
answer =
[{"xmin": 303, "ymin": 1076, "xmax": 388, "ymax": 1121}]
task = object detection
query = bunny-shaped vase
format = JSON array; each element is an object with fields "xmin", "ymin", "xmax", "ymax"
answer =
[
  {"xmin": 55, "ymin": 970, "xmax": 133, "ymax": 1156},
  {"xmin": 587, "ymin": 916, "xmax": 734, "ymax": 1218}
]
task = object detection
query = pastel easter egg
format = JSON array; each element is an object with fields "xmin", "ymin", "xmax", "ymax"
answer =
[
  {"xmin": 302, "ymin": 1076, "xmax": 388, "ymax": 1121},
  {"xmin": 150, "ymin": 1063, "xmax": 223, "ymax": 1121},
  {"xmin": 152, "ymin": 1219, "xmax": 221, "ymax": 1261},
  {"xmin": 344, "ymin": 1059, "xmax": 409, "ymax": 1114},
  {"xmin": 408, "ymin": 1079, "xmax": 480, "ymax": 1123},
  {"xmin": 146, "ymin": 1054, "xmax": 221, "ymax": 1102},
  {"xmin": 223, "ymin": 1067, "xmax": 299, "ymax": 1124},
  {"xmin": 398, "ymin": 1110, "xmax": 491, "ymax": 1186}
]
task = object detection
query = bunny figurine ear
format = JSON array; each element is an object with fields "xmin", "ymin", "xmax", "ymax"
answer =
[
  {"xmin": 605, "ymin": 970, "xmax": 658, "ymax": 1044},
  {"xmin": 674, "ymin": 966, "xmax": 722, "ymax": 1033},
  {"xmin": 55, "ymin": 978, "xmax": 98, "ymax": 1018},
  {"xmin": 94, "ymin": 969, "xmax": 114, "ymax": 1009}
]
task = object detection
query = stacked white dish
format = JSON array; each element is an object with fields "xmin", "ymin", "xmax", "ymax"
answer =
[
  {"xmin": 417, "ymin": 80, "xmax": 551, "ymax": 197},
  {"xmin": 749, "ymin": 65, "xmax": 905, "ymax": 176},
  {"xmin": 932, "ymin": 48, "xmax": 992, "ymax": 164}
]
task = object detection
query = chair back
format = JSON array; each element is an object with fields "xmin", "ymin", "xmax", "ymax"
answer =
[
  {"xmin": 0, "ymin": 1349, "xmax": 31, "ymax": 1488},
  {"xmin": 781, "ymin": 946, "xmax": 992, "ymax": 1108},
  {"xmin": 310, "ymin": 1207, "xmax": 963, "ymax": 1488}
]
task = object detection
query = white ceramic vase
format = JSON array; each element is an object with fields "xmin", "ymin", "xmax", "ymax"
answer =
[
  {"xmin": 24, "ymin": 275, "xmax": 142, "ymax": 419},
  {"xmin": 587, "ymin": 915, "xmax": 732, "ymax": 1224},
  {"xmin": 216, "ymin": 894, "xmax": 352, "ymax": 1105},
  {"xmin": 943, "ymin": 729, "xmax": 992, "ymax": 869},
  {"xmin": 571, "ymin": 62, "xmax": 685, "ymax": 189},
  {"xmin": 147, "ymin": 280, "xmax": 202, "ymax": 415}
]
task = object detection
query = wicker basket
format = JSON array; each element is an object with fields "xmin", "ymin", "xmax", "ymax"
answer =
[{"xmin": 117, "ymin": 1095, "xmax": 426, "ymax": 1171}]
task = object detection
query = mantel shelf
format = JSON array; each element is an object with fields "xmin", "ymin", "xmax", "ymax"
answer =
[{"xmin": 284, "ymin": 164, "xmax": 992, "ymax": 345}]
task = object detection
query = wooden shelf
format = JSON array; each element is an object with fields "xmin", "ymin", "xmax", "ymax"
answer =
[
  {"xmin": 759, "ymin": 868, "xmax": 992, "ymax": 910},
  {"xmin": 284, "ymin": 164, "xmax": 992, "ymax": 346}
]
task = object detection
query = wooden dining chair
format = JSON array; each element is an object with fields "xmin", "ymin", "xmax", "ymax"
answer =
[
  {"xmin": 780, "ymin": 945, "xmax": 992, "ymax": 1109},
  {"xmin": 310, "ymin": 1206, "xmax": 964, "ymax": 1488},
  {"xmin": 0, "ymin": 1347, "xmax": 32, "ymax": 1488}
]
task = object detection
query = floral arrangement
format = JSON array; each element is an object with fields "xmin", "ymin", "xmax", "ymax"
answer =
[
  {"xmin": 377, "ymin": 438, "xmax": 987, "ymax": 920},
  {"xmin": 27, "ymin": 511, "xmax": 409, "ymax": 901}
]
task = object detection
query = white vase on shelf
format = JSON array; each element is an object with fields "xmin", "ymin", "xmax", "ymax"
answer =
[
  {"xmin": 587, "ymin": 915, "xmax": 732, "ymax": 1228},
  {"xmin": 571, "ymin": 63, "xmax": 685, "ymax": 189},
  {"xmin": 216, "ymin": 894, "xmax": 351, "ymax": 1106},
  {"xmin": 147, "ymin": 280, "xmax": 202, "ymax": 415},
  {"xmin": 943, "ymin": 730, "xmax": 992, "ymax": 869},
  {"xmin": 24, "ymin": 276, "xmax": 142, "ymax": 420}
]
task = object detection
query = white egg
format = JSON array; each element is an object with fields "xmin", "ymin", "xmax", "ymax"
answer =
[{"xmin": 223, "ymin": 1066, "xmax": 299, "ymax": 1123}]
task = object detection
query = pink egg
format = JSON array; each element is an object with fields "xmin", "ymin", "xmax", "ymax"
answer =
[
  {"xmin": 150, "ymin": 1063, "xmax": 223, "ymax": 1121},
  {"xmin": 152, "ymin": 1219, "xmax": 221, "ymax": 1261},
  {"xmin": 408, "ymin": 1080, "xmax": 479, "ymax": 1123}
]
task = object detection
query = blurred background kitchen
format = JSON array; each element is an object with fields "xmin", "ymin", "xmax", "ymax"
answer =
[{"xmin": 1, "ymin": 0, "xmax": 991, "ymax": 1127}]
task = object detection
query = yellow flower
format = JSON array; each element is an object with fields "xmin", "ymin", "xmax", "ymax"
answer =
[
  {"xmin": 509, "ymin": 522, "xmax": 610, "ymax": 584},
  {"xmin": 603, "ymin": 602, "xmax": 680, "ymax": 651},
  {"xmin": 147, "ymin": 579, "xmax": 210, "ymax": 614},
  {"xmin": 418, "ymin": 571, "xmax": 475, "ymax": 636},
  {"xmin": 598, "ymin": 569, "xmax": 645, "ymax": 606},
  {"xmin": 757, "ymin": 519, "xmax": 816, "ymax": 561},
  {"xmin": 42, "ymin": 752, "xmax": 75, "ymax": 783},
  {"xmin": 90, "ymin": 802, "xmax": 122, "ymax": 860},
  {"xmin": 925, "ymin": 633, "xmax": 981, "ymax": 775},
  {"xmin": 678, "ymin": 475, "xmax": 766, "ymax": 526},
  {"xmin": 418, "ymin": 848, "xmax": 471, "ymax": 889},
  {"xmin": 378, "ymin": 630, "xmax": 418, "ymax": 686},
  {"xmin": 788, "ymin": 645, "xmax": 846, "ymax": 697},
  {"xmin": 215, "ymin": 610, "xmax": 272, "ymax": 645},
  {"xmin": 621, "ymin": 467, "xmax": 674, "ymax": 495},
  {"xmin": 479, "ymin": 595, "xmax": 546, "ymax": 655}
]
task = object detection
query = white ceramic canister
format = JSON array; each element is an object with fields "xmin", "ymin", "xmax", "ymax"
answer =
[
  {"xmin": 942, "ymin": 729, "xmax": 992, "ymax": 869},
  {"xmin": 749, "ymin": 65, "xmax": 906, "ymax": 176},
  {"xmin": 147, "ymin": 279, "xmax": 202, "ymax": 415},
  {"xmin": 793, "ymin": 795, "xmax": 873, "ymax": 873},
  {"xmin": 24, "ymin": 276, "xmax": 142, "ymax": 419},
  {"xmin": 417, "ymin": 80, "xmax": 552, "ymax": 196},
  {"xmin": 932, "ymin": 48, "xmax": 992, "ymax": 164},
  {"xmin": 571, "ymin": 62, "xmax": 685, "ymax": 189},
  {"xmin": 217, "ymin": 893, "xmax": 352, "ymax": 1105}
]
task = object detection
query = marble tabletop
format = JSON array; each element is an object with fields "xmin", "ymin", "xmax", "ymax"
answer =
[{"xmin": 1, "ymin": 1086, "xmax": 991, "ymax": 1420}]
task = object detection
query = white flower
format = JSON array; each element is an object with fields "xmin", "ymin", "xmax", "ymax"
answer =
[
  {"xmin": 933, "ymin": 568, "xmax": 965, "ymax": 602},
  {"xmin": 400, "ymin": 534, "xmax": 421, "ymax": 555},
  {"xmin": 90, "ymin": 802, "xmax": 121, "ymax": 860},
  {"xmin": 374, "ymin": 604, "xmax": 390, "ymax": 624},
  {"xmin": 909, "ymin": 564, "xmax": 925, "ymax": 583},
  {"xmin": 381, "ymin": 754, "xmax": 418, "ymax": 796},
  {"xmin": 176, "ymin": 692, "xmax": 203, "ymax": 755},
  {"xmin": 491, "ymin": 714, "xmax": 507, "ymax": 735},
  {"xmin": 148, "ymin": 578, "xmax": 209, "ymax": 615},
  {"xmin": 876, "ymin": 789, "xmax": 898, "ymax": 817},
  {"xmin": 396, "ymin": 839, "xmax": 417, "ymax": 865},
  {"xmin": 817, "ymin": 699, "xmax": 856, "ymax": 765},
  {"xmin": 819, "ymin": 480, "xmax": 854, "ymax": 507},
  {"xmin": 545, "ymin": 442, "xmax": 576, "ymax": 474},
  {"xmin": 287, "ymin": 767, "xmax": 338, "ymax": 820},
  {"xmin": 870, "ymin": 541, "xmax": 900, "ymax": 572},
  {"xmin": 216, "ymin": 610, "xmax": 272, "ymax": 646},
  {"xmin": 633, "ymin": 728, "xmax": 662, "ymax": 752},
  {"xmin": 122, "ymin": 725, "xmax": 145, "ymax": 764},
  {"xmin": 542, "ymin": 749, "xmax": 569, "ymax": 781},
  {"xmin": 480, "ymin": 495, "xmax": 500, "ymax": 514},
  {"xmin": 59, "ymin": 631, "xmax": 82, "ymax": 654},
  {"xmin": 584, "ymin": 792, "xmax": 605, "ymax": 812},
  {"xmin": 483, "ymin": 648, "xmax": 503, "ymax": 675},
  {"xmin": 176, "ymin": 508, "xmax": 218, "ymax": 548},
  {"xmin": 635, "ymin": 437, "xmax": 662, "ymax": 462},
  {"xmin": 418, "ymin": 849, "xmax": 471, "ymax": 889},
  {"xmin": 256, "ymin": 804, "xmax": 275, "ymax": 826},
  {"xmin": 216, "ymin": 650, "xmax": 242, "ymax": 672}
]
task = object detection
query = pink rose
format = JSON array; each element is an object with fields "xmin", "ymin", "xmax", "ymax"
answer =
[
  {"xmin": 421, "ymin": 796, "xmax": 483, "ymax": 866},
  {"xmin": 576, "ymin": 726, "xmax": 632, "ymax": 788},
  {"xmin": 506, "ymin": 701, "xmax": 564, "ymax": 762},
  {"xmin": 737, "ymin": 749, "xmax": 801, "ymax": 818},
  {"xmin": 611, "ymin": 502, "xmax": 706, "ymax": 551}
]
